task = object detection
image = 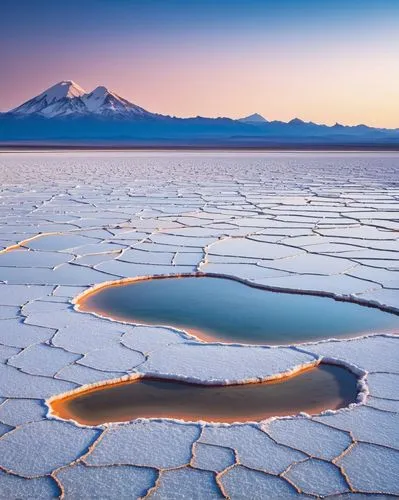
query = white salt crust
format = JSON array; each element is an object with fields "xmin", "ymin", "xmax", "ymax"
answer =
[{"xmin": 0, "ymin": 152, "xmax": 398, "ymax": 499}]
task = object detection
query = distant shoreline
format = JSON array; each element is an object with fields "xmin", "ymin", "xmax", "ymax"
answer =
[{"xmin": 1, "ymin": 143, "xmax": 399, "ymax": 152}]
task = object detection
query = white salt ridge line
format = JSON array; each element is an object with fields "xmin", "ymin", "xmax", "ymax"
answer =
[
  {"xmin": 0, "ymin": 232, "xmax": 59, "ymax": 254},
  {"xmin": 71, "ymin": 273, "xmax": 399, "ymax": 348},
  {"xmin": 45, "ymin": 357, "xmax": 366, "ymax": 430}
]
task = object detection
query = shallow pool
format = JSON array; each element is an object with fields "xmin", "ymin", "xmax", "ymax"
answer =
[
  {"xmin": 77, "ymin": 275, "xmax": 399, "ymax": 344},
  {"xmin": 50, "ymin": 364, "xmax": 358, "ymax": 425}
]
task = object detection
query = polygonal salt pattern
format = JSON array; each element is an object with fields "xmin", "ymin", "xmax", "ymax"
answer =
[
  {"xmin": 355, "ymin": 288, "xmax": 399, "ymax": 312},
  {"xmin": 220, "ymin": 465, "xmax": 305, "ymax": 499},
  {"xmin": 258, "ymin": 253, "xmax": 358, "ymax": 275},
  {"xmin": 77, "ymin": 343, "xmax": 145, "ymax": 372},
  {"xmin": 0, "ymin": 284, "xmax": 54, "ymax": 306},
  {"xmin": 121, "ymin": 325, "xmax": 191, "ymax": 353},
  {"xmin": 366, "ymin": 372, "xmax": 399, "ymax": 400},
  {"xmin": 301, "ymin": 335, "xmax": 399, "ymax": 373},
  {"xmin": 0, "ymin": 305, "xmax": 20, "ymax": 319},
  {"xmin": 0, "ymin": 399, "xmax": 47, "ymax": 426},
  {"xmin": 314, "ymin": 405, "xmax": 399, "ymax": 449},
  {"xmin": 336, "ymin": 442, "xmax": 399, "ymax": 495},
  {"xmin": 0, "ymin": 471, "xmax": 60, "ymax": 499},
  {"xmin": 0, "ymin": 249, "xmax": 72, "ymax": 268},
  {"xmin": 200, "ymin": 425, "xmax": 306, "ymax": 474},
  {"xmin": 0, "ymin": 319, "xmax": 55, "ymax": 348},
  {"xmin": 54, "ymin": 463, "xmax": 157, "ymax": 499},
  {"xmin": 191, "ymin": 442, "xmax": 236, "ymax": 472},
  {"xmin": 85, "ymin": 421, "xmax": 200, "ymax": 469},
  {"xmin": 208, "ymin": 237, "xmax": 305, "ymax": 260},
  {"xmin": 55, "ymin": 363, "xmax": 126, "ymax": 385},
  {"xmin": 0, "ymin": 422, "xmax": 13, "ymax": 437},
  {"xmin": 146, "ymin": 467, "xmax": 223, "ymax": 499},
  {"xmin": 366, "ymin": 396, "xmax": 399, "ymax": 413},
  {"xmin": 20, "ymin": 296, "xmax": 71, "ymax": 315},
  {"xmin": 284, "ymin": 458, "xmax": 350, "ymax": 496},
  {"xmin": 141, "ymin": 344, "xmax": 317, "ymax": 383},
  {"xmin": 263, "ymin": 417, "xmax": 352, "ymax": 460},
  {"xmin": 1, "ymin": 152, "xmax": 399, "ymax": 497},
  {"xmin": 0, "ymin": 363, "xmax": 76, "ymax": 399},
  {"xmin": 8, "ymin": 344, "xmax": 81, "ymax": 377},
  {"xmin": 0, "ymin": 420, "xmax": 100, "ymax": 477},
  {"xmin": 0, "ymin": 263, "xmax": 119, "ymax": 286},
  {"xmin": 257, "ymin": 273, "xmax": 378, "ymax": 296}
]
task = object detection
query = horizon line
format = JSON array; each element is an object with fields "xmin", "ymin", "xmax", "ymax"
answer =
[{"xmin": 2, "ymin": 79, "xmax": 399, "ymax": 131}]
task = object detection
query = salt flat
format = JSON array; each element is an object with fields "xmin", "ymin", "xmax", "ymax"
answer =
[{"xmin": 0, "ymin": 151, "xmax": 398, "ymax": 499}]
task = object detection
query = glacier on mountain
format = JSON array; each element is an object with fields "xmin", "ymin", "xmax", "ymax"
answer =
[{"xmin": 10, "ymin": 81, "xmax": 154, "ymax": 119}]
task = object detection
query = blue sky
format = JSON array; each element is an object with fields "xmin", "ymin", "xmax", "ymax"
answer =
[{"xmin": 2, "ymin": 0, "xmax": 399, "ymax": 126}]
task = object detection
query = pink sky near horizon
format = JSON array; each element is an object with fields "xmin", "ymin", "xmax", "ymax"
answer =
[
  {"xmin": 2, "ymin": 1, "xmax": 399, "ymax": 128},
  {"xmin": 5, "ymin": 46, "xmax": 399, "ymax": 128}
]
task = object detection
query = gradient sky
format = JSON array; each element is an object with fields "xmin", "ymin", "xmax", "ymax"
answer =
[{"xmin": 1, "ymin": 0, "xmax": 399, "ymax": 127}]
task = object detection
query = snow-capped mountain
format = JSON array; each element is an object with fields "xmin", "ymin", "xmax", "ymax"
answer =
[
  {"xmin": 10, "ymin": 81, "xmax": 154, "ymax": 118},
  {"xmin": 3, "ymin": 79, "xmax": 399, "ymax": 146},
  {"xmin": 82, "ymin": 86, "xmax": 151, "ymax": 117},
  {"xmin": 11, "ymin": 81, "xmax": 87, "ymax": 117}
]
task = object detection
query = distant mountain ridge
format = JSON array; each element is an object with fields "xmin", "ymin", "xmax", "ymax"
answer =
[
  {"xmin": 239, "ymin": 113, "xmax": 268, "ymax": 123},
  {"xmin": 2, "ymin": 80, "xmax": 399, "ymax": 147}
]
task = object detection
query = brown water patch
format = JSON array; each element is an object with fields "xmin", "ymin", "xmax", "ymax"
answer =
[{"xmin": 49, "ymin": 364, "xmax": 358, "ymax": 425}]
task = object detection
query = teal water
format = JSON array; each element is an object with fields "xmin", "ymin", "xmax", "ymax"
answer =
[{"xmin": 80, "ymin": 276, "xmax": 399, "ymax": 344}]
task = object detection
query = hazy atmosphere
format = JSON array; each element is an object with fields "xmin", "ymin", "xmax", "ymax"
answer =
[{"xmin": 2, "ymin": 0, "xmax": 399, "ymax": 126}]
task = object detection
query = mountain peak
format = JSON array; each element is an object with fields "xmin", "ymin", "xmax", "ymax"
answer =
[
  {"xmin": 83, "ymin": 86, "xmax": 113, "ymax": 111},
  {"xmin": 11, "ymin": 80, "xmax": 87, "ymax": 116},
  {"xmin": 89, "ymin": 86, "xmax": 111, "ymax": 97},
  {"xmin": 9, "ymin": 80, "xmax": 153, "ymax": 119},
  {"xmin": 42, "ymin": 80, "xmax": 86, "ymax": 101},
  {"xmin": 239, "ymin": 113, "xmax": 268, "ymax": 123},
  {"xmin": 288, "ymin": 118, "xmax": 306, "ymax": 125},
  {"xmin": 83, "ymin": 85, "xmax": 151, "ymax": 117}
]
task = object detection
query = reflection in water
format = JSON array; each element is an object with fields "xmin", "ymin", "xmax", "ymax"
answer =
[
  {"xmin": 50, "ymin": 364, "xmax": 358, "ymax": 425},
  {"xmin": 77, "ymin": 276, "xmax": 399, "ymax": 344}
]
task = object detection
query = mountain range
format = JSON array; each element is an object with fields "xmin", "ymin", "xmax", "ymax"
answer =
[
  {"xmin": 10, "ymin": 81, "xmax": 154, "ymax": 119},
  {"xmin": 1, "ymin": 80, "xmax": 399, "ymax": 148}
]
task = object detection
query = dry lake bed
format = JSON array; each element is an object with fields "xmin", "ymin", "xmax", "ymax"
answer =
[{"xmin": 0, "ymin": 151, "xmax": 398, "ymax": 499}]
